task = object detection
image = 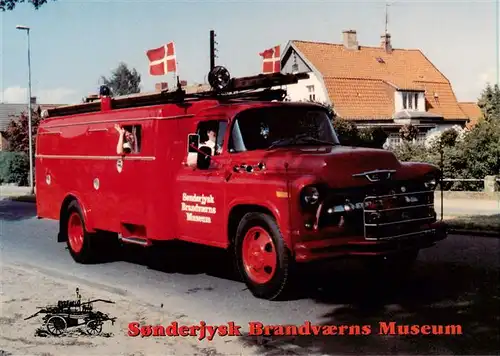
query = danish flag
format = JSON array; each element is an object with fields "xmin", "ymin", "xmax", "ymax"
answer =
[
  {"xmin": 259, "ymin": 45, "xmax": 281, "ymax": 73},
  {"xmin": 146, "ymin": 42, "xmax": 176, "ymax": 76}
]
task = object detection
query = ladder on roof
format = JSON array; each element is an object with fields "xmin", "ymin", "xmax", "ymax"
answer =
[{"xmin": 45, "ymin": 67, "xmax": 309, "ymax": 118}]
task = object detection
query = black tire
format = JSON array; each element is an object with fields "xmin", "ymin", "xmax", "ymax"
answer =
[
  {"xmin": 234, "ymin": 212, "xmax": 294, "ymax": 300},
  {"xmin": 63, "ymin": 200, "xmax": 100, "ymax": 264}
]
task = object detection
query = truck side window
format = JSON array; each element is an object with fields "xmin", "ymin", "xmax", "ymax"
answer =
[
  {"xmin": 115, "ymin": 124, "xmax": 141, "ymax": 154},
  {"xmin": 196, "ymin": 120, "xmax": 227, "ymax": 156},
  {"xmin": 215, "ymin": 121, "xmax": 227, "ymax": 155},
  {"xmin": 228, "ymin": 119, "xmax": 246, "ymax": 153}
]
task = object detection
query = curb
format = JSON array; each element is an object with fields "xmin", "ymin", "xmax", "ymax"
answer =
[
  {"xmin": 4, "ymin": 195, "xmax": 36, "ymax": 203},
  {"xmin": 448, "ymin": 228, "xmax": 500, "ymax": 238}
]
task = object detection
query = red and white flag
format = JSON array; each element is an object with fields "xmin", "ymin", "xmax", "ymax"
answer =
[
  {"xmin": 146, "ymin": 42, "xmax": 176, "ymax": 76},
  {"xmin": 259, "ymin": 45, "xmax": 280, "ymax": 73}
]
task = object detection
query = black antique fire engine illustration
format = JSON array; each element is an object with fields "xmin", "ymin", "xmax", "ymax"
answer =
[{"xmin": 24, "ymin": 288, "xmax": 116, "ymax": 336}]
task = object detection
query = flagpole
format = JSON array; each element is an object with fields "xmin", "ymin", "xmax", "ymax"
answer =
[{"xmin": 173, "ymin": 66, "xmax": 177, "ymax": 89}]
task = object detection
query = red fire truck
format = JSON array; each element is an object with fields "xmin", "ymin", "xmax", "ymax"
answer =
[{"xmin": 36, "ymin": 66, "xmax": 447, "ymax": 300}]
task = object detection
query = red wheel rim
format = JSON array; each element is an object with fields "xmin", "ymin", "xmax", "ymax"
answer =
[
  {"xmin": 242, "ymin": 227, "xmax": 277, "ymax": 284},
  {"xmin": 68, "ymin": 212, "xmax": 84, "ymax": 253}
]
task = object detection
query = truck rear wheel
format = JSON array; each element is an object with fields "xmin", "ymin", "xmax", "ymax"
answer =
[
  {"xmin": 234, "ymin": 212, "xmax": 293, "ymax": 300},
  {"xmin": 64, "ymin": 201, "xmax": 99, "ymax": 264}
]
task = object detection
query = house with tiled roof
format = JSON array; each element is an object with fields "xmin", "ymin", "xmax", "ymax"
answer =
[
  {"xmin": 458, "ymin": 102, "xmax": 482, "ymax": 129},
  {"xmin": 278, "ymin": 30, "xmax": 470, "ymax": 146},
  {"xmin": 0, "ymin": 99, "xmax": 65, "ymax": 151}
]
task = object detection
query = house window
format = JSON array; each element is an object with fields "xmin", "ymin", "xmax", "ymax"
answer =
[
  {"xmin": 416, "ymin": 132, "xmax": 426, "ymax": 144},
  {"xmin": 388, "ymin": 133, "xmax": 401, "ymax": 147},
  {"xmin": 402, "ymin": 91, "xmax": 420, "ymax": 111},
  {"xmin": 306, "ymin": 85, "xmax": 315, "ymax": 101}
]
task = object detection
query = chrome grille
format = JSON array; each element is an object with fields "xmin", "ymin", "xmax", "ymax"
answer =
[
  {"xmin": 363, "ymin": 190, "xmax": 436, "ymax": 240},
  {"xmin": 314, "ymin": 181, "xmax": 436, "ymax": 239}
]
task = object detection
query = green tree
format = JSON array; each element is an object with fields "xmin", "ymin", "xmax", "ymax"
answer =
[
  {"xmin": 4, "ymin": 109, "xmax": 41, "ymax": 155},
  {"xmin": 0, "ymin": 0, "xmax": 53, "ymax": 11},
  {"xmin": 477, "ymin": 83, "xmax": 500, "ymax": 121},
  {"xmin": 455, "ymin": 119, "xmax": 500, "ymax": 189},
  {"xmin": 399, "ymin": 124, "xmax": 420, "ymax": 142},
  {"xmin": 440, "ymin": 128, "xmax": 459, "ymax": 147},
  {"xmin": 358, "ymin": 126, "xmax": 388, "ymax": 149},
  {"xmin": 100, "ymin": 62, "xmax": 141, "ymax": 96},
  {"xmin": 332, "ymin": 118, "xmax": 360, "ymax": 146}
]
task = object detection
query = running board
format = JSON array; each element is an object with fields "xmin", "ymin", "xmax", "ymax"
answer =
[{"xmin": 118, "ymin": 234, "xmax": 151, "ymax": 246}]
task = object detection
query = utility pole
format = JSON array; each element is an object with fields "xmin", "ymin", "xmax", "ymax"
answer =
[
  {"xmin": 496, "ymin": 0, "xmax": 499, "ymax": 86},
  {"xmin": 16, "ymin": 25, "xmax": 34, "ymax": 195},
  {"xmin": 210, "ymin": 30, "xmax": 216, "ymax": 70}
]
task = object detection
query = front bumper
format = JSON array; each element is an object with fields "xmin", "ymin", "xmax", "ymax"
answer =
[{"xmin": 293, "ymin": 220, "xmax": 448, "ymax": 262}]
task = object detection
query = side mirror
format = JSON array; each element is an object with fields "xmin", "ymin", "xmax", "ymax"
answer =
[
  {"xmin": 197, "ymin": 146, "xmax": 212, "ymax": 170},
  {"xmin": 188, "ymin": 134, "xmax": 200, "ymax": 153}
]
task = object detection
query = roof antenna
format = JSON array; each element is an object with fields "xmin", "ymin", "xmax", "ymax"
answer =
[{"xmin": 385, "ymin": 1, "xmax": 390, "ymax": 35}]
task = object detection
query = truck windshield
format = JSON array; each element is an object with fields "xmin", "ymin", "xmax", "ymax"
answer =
[{"xmin": 229, "ymin": 106, "xmax": 340, "ymax": 152}]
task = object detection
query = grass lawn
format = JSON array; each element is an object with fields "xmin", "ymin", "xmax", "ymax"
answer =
[{"xmin": 445, "ymin": 214, "xmax": 500, "ymax": 233}]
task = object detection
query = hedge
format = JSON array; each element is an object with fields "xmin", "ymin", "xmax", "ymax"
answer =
[{"xmin": 0, "ymin": 151, "xmax": 29, "ymax": 186}]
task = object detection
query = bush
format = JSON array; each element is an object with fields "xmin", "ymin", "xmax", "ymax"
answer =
[
  {"xmin": 392, "ymin": 141, "xmax": 430, "ymax": 163},
  {"xmin": 399, "ymin": 124, "xmax": 420, "ymax": 142},
  {"xmin": 332, "ymin": 118, "xmax": 360, "ymax": 146},
  {"xmin": 0, "ymin": 151, "xmax": 29, "ymax": 186},
  {"xmin": 358, "ymin": 126, "xmax": 388, "ymax": 149},
  {"xmin": 391, "ymin": 118, "xmax": 500, "ymax": 191},
  {"xmin": 332, "ymin": 118, "xmax": 388, "ymax": 148}
]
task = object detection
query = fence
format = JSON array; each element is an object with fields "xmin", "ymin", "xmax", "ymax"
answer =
[{"xmin": 438, "ymin": 176, "xmax": 500, "ymax": 192}]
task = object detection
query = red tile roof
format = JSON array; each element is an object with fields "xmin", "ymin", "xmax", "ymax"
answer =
[
  {"xmin": 291, "ymin": 40, "xmax": 468, "ymax": 121},
  {"xmin": 323, "ymin": 77, "xmax": 394, "ymax": 120},
  {"xmin": 458, "ymin": 102, "xmax": 482, "ymax": 128}
]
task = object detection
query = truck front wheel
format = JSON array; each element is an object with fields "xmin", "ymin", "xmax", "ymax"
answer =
[{"xmin": 234, "ymin": 212, "xmax": 293, "ymax": 300}]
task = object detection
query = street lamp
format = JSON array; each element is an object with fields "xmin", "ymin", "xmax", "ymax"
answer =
[
  {"xmin": 16, "ymin": 25, "xmax": 34, "ymax": 195},
  {"xmin": 496, "ymin": 0, "xmax": 499, "ymax": 86}
]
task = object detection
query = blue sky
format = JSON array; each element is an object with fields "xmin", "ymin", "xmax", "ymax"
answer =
[{"xmin": 0, "ymin": 0, "xmax": 498, "ymax": 104}]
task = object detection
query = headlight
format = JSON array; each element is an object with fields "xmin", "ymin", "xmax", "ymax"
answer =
[
  {"xmin": 301, "ymin": 186, "xmax": 320, "ymax": 205},
  {"xmin": 424, "ymin": 177, "xmax": 437, "ymax": 190}
]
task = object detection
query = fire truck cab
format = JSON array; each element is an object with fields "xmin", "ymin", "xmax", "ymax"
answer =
[{"xmin": 36, "ymin": 66, "xmax": 447, "ymax": 300}]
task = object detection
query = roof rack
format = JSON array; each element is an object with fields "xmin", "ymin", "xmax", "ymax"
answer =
[{"xmin": 46, "ymin": 66, "xmax": 309, "ymax": 118}]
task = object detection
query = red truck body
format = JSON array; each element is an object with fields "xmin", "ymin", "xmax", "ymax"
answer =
[{"xmin": 35, "ymin": 69, "xmax": 447, "ymax": 300}]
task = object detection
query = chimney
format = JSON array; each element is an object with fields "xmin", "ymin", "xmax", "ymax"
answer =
[
  {"xmin": 380, "ymin": 33, "xmax": 392, "ymax": 53},
  {"xmin": 342, "ymin": 30, "xmax": 359, "ymax": 50},
  {"xmin": 155, "ymin": 82, "xmax": 168, "ymax": 91}
]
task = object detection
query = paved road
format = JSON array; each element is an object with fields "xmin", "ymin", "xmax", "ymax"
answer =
[{"xmin": 1, "ymin": 200, "xmax": 499, "ymax": 355}]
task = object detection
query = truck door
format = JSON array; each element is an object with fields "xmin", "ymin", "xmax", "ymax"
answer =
[{"xmin": 175, "ymin": 119, "xmax": 229, "ymax": 247}]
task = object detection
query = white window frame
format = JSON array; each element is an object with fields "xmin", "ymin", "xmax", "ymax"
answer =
[
  {"xmin": 402, "ymin": 91, "xmax": 420, "ymax": 111},
  {"xmin": 306, "ymin": 85, "xmax": 315, "ymax": 101}
]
